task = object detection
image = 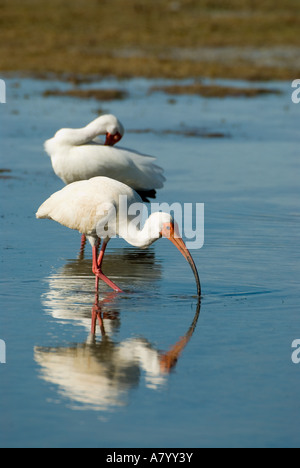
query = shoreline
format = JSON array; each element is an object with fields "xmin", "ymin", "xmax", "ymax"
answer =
[
  {"xmin": 1, "ymin": 62, "xmax": 298, "ymax": 83},
  {"xmin": 1, "ymin": 46, "xmax": 299, "ymax": 82}
]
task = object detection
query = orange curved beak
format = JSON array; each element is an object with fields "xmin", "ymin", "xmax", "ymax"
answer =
[
  {"xmin": 105, "ymin": 132, "xmax": 123, "ymax": 146},
  {"xmin": 162, "ymin": 222, "xmax": 201, "ymax": 297}
]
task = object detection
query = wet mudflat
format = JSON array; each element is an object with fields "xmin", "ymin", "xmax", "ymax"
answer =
[{"xmin": 0, "ymin": 76, "xmax": 299, "ymax": 448}]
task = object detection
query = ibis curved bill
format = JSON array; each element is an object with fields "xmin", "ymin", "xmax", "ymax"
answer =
[
  {"xmin": 162, "ymin": 222, "xmax": 201, "ymax": 298},
  {"xmin": 36, "ymin": 177, "xmax": 201, "ymax": 297}
]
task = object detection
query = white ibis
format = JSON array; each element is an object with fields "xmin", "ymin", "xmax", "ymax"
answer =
[
  {"xmin": 44, "ymin": 114, "xmax": 165, "ymax": 202},
  {"xmin": 36, "ymin": 177, "xmax": 201, "ymax": 297},
  {"xmin": 45, "ymin": 114, "xmax": 165, "ymax": 254}
]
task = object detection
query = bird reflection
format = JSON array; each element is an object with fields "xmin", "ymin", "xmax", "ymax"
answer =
[
  {"xmin": 36, "ymin": 251, "xmax": 201, "ymax": 412},
  {"xmin": 89, "ymin": 293, "xmax": 201, "ymax": 377},
  {"xmin": 50, "ymin": 247, "xmax": 161, "ymax": 289},
  {"xmin": 42, "ymin": 248, "xmax": 162, "ymax": 327},
  {"xmin": 35, "ymin": 296, "xmax": 141, "ymax": 411}
]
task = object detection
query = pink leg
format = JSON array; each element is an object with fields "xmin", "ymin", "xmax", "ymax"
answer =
[
  {"xmin": 91, "ymin": 294, "xmax": 106, "ymax": 337},
  {"xmin": 92, "ymin": 242, "xmax": 123, "ymax": 293},
  {"xmin": 91, "ymin": 302, "xmax": 97, "ymax": 336},
  {"xmin": 79, "ymin": 234, "xmax": 87, "ymax": 259}
]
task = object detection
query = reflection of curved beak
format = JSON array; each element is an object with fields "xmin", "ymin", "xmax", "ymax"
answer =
[
  {"xmin": 162, "ymin": 223, "xmax": 201, "ymax": 297},
  {"xmin": 160, "ymin": 297, "xmax": 201, "ymax": 373},
  {"xmin": 105, "ymin": 131, "xmax": 123, "ymax": 146}
]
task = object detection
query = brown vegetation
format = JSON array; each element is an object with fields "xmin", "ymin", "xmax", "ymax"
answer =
[
  {"xmin": 150, "ymin": 83, "xmax": 281, "ymax": 98},
  {"xmin": 0, "ymin": 0, "xmax": 299, "ymax": 80},
  {"xmin": 43, "ymin": 89, "xmax": 128, "ymax": 100}
]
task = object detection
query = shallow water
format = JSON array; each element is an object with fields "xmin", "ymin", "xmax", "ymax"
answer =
[{"xmin": 0, "ymin": 76, "xmax": 299, "ymax": 448}]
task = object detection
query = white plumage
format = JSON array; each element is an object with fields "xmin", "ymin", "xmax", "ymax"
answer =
[
  {"xmin": 36, "ymin": 177, "xmax": 140, "ymax": 239},
  {"xmin": 44, "ymin": 114, "xmax": 165, "ymax": 200},
  {"xmin": 36, "ymin": 177, "xmax": 201, "ymax": 295}
]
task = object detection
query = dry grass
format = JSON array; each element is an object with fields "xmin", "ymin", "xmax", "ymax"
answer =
[
  {"xmin": 128, "ymin": 127, "xmax": 230, "ymax": 138},
  {"xmin": 0, "ymin": 168, "xmax": 15, "ymax": 180},
  {"xmin": 150, "ymin": 83, "xmax": 281, "ymax": 98},
  {"xmin": 43, "ymin": 88, "xmax": 128, "ymax": 100},
  {"xmin": 0, "ymin": 0, "xmax": 299, "ymax": 80}
]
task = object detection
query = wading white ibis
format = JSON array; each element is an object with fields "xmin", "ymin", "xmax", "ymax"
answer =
[{"xmin": 36, "ymin": 177, "xmax": 201, "ymax": 297}]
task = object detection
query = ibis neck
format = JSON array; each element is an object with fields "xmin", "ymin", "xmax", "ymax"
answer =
[
  {"xmin": 56, "ymin": 121, "xmax": 106, "ymax": 147},
  {"xmin": 118, "ymin": 216, "xmax": 160, "ymax": 249}
]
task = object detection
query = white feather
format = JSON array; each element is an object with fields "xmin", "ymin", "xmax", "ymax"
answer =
[
  {"xmin": 36, "ymin": 177, "xmax": 142, "ymax": 236},
  {"xmin": 44, "ymin": 115, "xmax": 165, "ymax": 191}
]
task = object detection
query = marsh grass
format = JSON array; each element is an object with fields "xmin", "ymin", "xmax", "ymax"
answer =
[
  {"xmin": 150, "ymin": 83, "xmax": 282, "ymax": 98},
  {"xmin": 0, "ymin": 0, "xmax": 299, "ymax": 79},
  {"xmin": 43, "ymin": 88, "xmax": 128, "ymax": 100}
]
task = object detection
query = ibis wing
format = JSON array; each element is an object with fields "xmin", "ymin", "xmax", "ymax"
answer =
[{"xmin": 36, "ymin": 180, "xmax": 117, "ymax": 236}]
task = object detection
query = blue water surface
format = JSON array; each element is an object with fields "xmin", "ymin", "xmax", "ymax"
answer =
[{"xmin": 0, "ymin": 76, "xmax": 299, "ymax": 448}]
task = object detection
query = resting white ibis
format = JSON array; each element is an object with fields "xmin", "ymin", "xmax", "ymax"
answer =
[
  {"xmin": 36, "ymin": 177, "xmax": 201, "ymax": 297},
  {"xmin": 44, "ymin": 114, "xmax": 165, "ymax": 202}
]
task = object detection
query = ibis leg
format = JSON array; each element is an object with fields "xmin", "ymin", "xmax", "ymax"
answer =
[
  {"xmin": 92, "ymin": 242, "xmax": 123, "ymax": 293},
  {"xmin": 78, "ymin": 234, "xmax": 87, "ymax": 259}
]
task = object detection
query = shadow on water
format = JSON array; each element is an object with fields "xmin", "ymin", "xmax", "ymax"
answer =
[{"xmin": 35, "ymin": 250, "xmax": 201, "ymax": 412}]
